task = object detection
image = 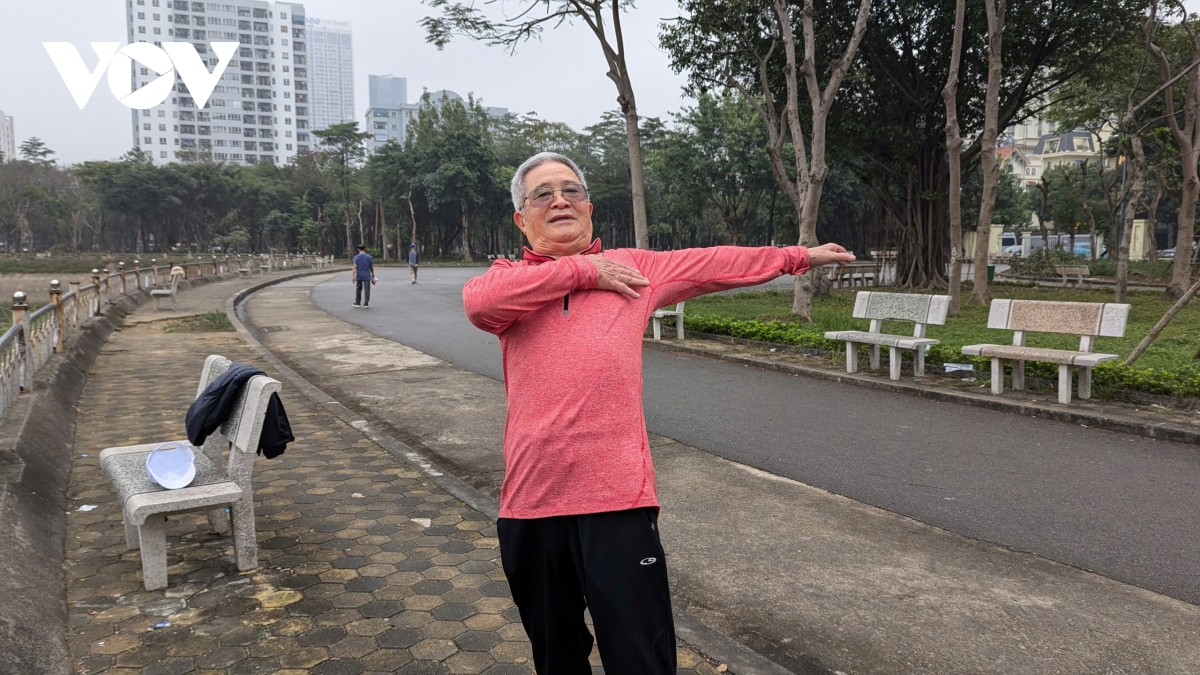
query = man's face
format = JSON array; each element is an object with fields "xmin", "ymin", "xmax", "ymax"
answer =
[{"xmin": 514, "ymin": 162, "xmax": 594, "ymax": 257}]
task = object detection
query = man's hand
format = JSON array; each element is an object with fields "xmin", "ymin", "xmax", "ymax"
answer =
[
  {"xmin": 807, "ymin": 243, "xmax": 856, "ymax": 268},
  {"xmin": 585, "ymin": 254, "xmax": 650, "ymax": 299}
]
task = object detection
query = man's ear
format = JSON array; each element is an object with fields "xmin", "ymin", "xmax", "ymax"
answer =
[{"xmin": 513, "ymin": 210, "xmax": 527, "ymax": 235}]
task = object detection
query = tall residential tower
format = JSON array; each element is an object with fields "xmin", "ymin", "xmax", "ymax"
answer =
[
  {"xmin": 125, "ymin": 0, "xmax": 312, "ymax": 165},
  {"xmin": 305, "ymin": 17, "xmax": 354, "ymax": 132},
  {"xmin": 0, "ymin": 111, "xmax": 14, "ymax": 162}
]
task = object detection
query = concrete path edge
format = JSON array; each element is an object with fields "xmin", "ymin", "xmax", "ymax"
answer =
[
  {"xmin": 0, "ymin": 271, "xmax": 240, "ymax": 675},
  {"xmin": 227, "ymin": 272, "xmax": 805, "ymax": 675},
  {"xmin": 645, "ymin": 338, "xmax": 1200, "ymax": 447}
]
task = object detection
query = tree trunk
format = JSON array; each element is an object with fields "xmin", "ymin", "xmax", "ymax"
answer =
[
  {"xmin": 1079, "ymin": 159, "xmax": 1098, "ymax": 259},
  {"xmin": 969, "ymin": 0, "xmax": 1006, "ymax": 306},
  {"xmin": 1170, "ymin": 163, "xmax": 1198, "ymax": 298},
  {"xmin": 378, "ymin": 200, "xmax": 387, "ymax": 260},
  {"xmin": 1037, "ymin": 176, "xmax": 1051, "ymax": 259},
  {"xmin": 407, "ymin": 192, "xmax": 417, "ymax": 254},
  {"xmin": 1146, "ymin": 4, "xmax": 1200, "ymax": 300},
  {"xmin": 1116, "ymin": 132, "xmax": 1144, "ymax": 303},
  {"xmin": 460, "ymin": 198, "xmax": 473, "ymax": 262},
  {"xmin": 356, "ymin": 200, "xmax": 365, "ymax": 249},
  {"xmin": 622, "ymin": 106, "xmax": 650, "ymax": 250},
  {"xmin": 943, "ymin": 0, "xmax": 966, "ymax": 316},
  {"xmin": 1147, "ymin": 172, "xmax": 1163, "ymax": 265}
]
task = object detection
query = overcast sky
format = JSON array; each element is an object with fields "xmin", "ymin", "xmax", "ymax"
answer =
[
  {"xmin": 6, "ymin": 0, "xmax": 1200, "ymax": 166},
  {"xmin": 0, "ymin": 0, "xmax": 692, "ymax": 165}
]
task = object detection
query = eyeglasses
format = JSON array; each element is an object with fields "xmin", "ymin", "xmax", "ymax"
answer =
[{"xmin": 524, "ymin": 182, "xmax": 588, "ymax": 209}]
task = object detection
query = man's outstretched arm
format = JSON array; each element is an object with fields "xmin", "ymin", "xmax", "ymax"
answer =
[{"xmin": 634, "ymin": 243, "xmax": 855, "ymax": 309}]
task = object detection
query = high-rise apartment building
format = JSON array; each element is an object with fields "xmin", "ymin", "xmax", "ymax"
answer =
[
  {"xmin": 305, "ymin": 17, "xmax": 354, "ymax": 132},
  {"xmin": 0, "ymin": 111, "xmax": 14, "ymax": 162},
  {"xmin": 125, "ymin": 0, "xmax": 312, "ymax": 165},
  {"xmin": 364, "ymin": 75, "xmax": 415, "ymax": 152},
  {"xmin": 364, "ymin": 75, "xmax": 508, "ymax": 153}
]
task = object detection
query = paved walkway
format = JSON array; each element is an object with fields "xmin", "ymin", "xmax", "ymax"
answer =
[
  {"xmin": 64, "ymin": 276, "xmax": 724, "ymax": 675},
  {"xmin": 251, "ymin": 273, "xmax": 1200, "ymax": 675}
]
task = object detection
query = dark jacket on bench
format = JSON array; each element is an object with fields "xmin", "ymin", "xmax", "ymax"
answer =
[{"xmin": 185, "ymin": 362, "xmax": 294, "ymax": 459}]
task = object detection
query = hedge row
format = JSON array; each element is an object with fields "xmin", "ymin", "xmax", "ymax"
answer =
[{"xmin": 682, "ymin": 314, "xmax": 1200, "ymax": 400}]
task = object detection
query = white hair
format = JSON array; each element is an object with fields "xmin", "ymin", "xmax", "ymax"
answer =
[{"xmin": 510, "ymin": 152, "xmax": 588, "ymax": 212}]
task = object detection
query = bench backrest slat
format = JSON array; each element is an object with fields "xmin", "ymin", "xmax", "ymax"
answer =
[
  {"xmin": 1055, "ymin": 265, "xmax": 1089, "ymax": 275},
  {"xmin": 852, "ymin": 291, "xmax": 949, "ymax": 325},
  {"xmin": 987, "ymin": 299, "xmax": 1129, "ymax": 337}
]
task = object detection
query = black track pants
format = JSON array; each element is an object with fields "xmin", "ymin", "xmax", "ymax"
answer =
[
  {"xmin": 354, "ymin": 279, "xmax": 370, "ymax": 305},
  {"xmin": 497, "ymin": 507, "xmax": 676, "ymax": 674}
]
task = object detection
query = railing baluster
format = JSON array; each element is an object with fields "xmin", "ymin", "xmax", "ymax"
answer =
[
  {"xmin": 12, "ymin": 292, "xmax": 30, "ymax": 392},
  {"xmin": 50, "ymin": 280, "xmax": 65, "ymax": 354}
]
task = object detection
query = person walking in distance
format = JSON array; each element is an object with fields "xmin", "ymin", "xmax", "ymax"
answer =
[
  {"xmin": 351, "ymin": 244, "xmax": 374, "ymax": 308},
  {"xmin": 408, "ymin": 243, "xmax": 419, "ymax": 284},
  {"xmin": 462, "ymin": 152, "xmax": 855, "ymax": 674}
]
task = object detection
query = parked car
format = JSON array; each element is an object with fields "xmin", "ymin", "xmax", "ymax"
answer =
[{"xmin": 1001, "ymin": 245, "xmax": 1023, "ymax": 256}]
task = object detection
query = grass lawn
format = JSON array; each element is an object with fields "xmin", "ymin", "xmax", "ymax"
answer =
[
  {"xmin": 163, "ymin": 312, "xmax": 234, "ymax": 333},
  {"xmin": 685, "ymin": 283, "xmax": 1200, "ymax": 398}
]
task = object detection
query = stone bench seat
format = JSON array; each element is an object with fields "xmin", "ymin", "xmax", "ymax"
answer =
[
  {"xmin": 100, "ymin": 443, "xmax": 243, "ymax": 528},
  {"xmin": 824, "ymin": 291, "xmax": 950, "ymax": 380},
  {"xmin": 961, "ymin": 344, "xmax": 1118, "ymax": 367},
  {"xmin": 1055, "ymin": 265, "xmax": 1090, "ymax": 287},
  {"xmin": 962, "ymin": 299, "xmax": 1128, "ymax": 404},
  {"xmin": 824, "ymin": 330, "xmax": 939, "ymax": 350}
]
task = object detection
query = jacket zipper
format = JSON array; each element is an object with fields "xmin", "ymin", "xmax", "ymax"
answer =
[{"xmin": 562, "ymin": 293, "xmax": 570, "ymax": 317}]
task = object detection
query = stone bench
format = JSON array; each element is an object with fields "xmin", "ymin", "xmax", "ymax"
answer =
[
  {"xmin": 829, "ymin": 265, "xmax": 877, "ymax": 289},
  {"xmin": 238, "ymin": 260, "xmax": 253, "ymax": 278},
  {"xmin": 962, "ymin": 299, "xmax": 1129, "ymax": 404},
  {"xmin": 98, "ymin": 355, "xmax": 279, "ymax": 590},
  {"xmin": 824, "ymin": 291, "xmax": 950, "ymax": 380},
  {"xmin": 149, "ymin": 267, "xmax": 184, "ymax": 310},
  {"xmin": 652, "ymin": 302, "xmax": 685, "ymax": 340},
  {"xmin": 1056, "ymin": 264, "xmax": 1090, "ymax": 287}
]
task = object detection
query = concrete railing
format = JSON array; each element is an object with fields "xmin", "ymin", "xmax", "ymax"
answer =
[{"xmin": 0, "ymin": 254, "xmax": 330, "ymax": 422}]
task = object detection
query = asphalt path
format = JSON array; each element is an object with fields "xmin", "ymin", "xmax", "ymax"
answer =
[{"xmin": 314, "ymin": 266, "xmax": 1200, "ymax": 605}]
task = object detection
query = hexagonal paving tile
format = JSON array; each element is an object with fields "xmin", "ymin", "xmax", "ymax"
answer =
[{"xmin": 456, "ymin": 631, "xmax": 503, "ymax": 653}]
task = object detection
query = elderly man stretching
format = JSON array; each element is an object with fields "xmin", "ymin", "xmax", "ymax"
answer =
[{"xmin": 463, "ymin": 152, "xmax": 854, "ymax": 673}]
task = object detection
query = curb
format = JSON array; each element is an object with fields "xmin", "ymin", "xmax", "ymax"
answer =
[
  {"xmin": 644, "ymin": 339, "xmax": 1200, "ymax": 446},
  {"xmin": 226, "ymin": 272, "xmax": 808, "ymax": 675}
]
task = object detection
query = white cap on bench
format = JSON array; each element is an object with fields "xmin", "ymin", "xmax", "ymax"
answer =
[{"xmin": 145, "ymin": 442, "xmax": 196, "ymax": 490}]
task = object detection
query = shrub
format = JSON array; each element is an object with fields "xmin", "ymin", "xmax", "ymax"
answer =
[
  {"xmin": 1006, "ymin": 250, "xmax": 1084, "ymax": 278},
  {"xmin": 682, "ymin": 314, "xmax": 1200, "ymax": 399}
]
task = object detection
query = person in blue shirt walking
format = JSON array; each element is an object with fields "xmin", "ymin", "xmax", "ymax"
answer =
[
  {"xmin": 408, "ymin": 243, "xmax": 420, "ymax": 284},
  {"xmin": 352, "ymin": 244, "xmax": 374, "ymax": 308}
]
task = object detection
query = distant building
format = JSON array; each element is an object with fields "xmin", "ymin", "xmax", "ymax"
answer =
[
  {"xmin": 1001, "ymin": 115, "xmax": 1112, "ymax": 188},
  {"xmin": 364, "ymin": 75, "xmax": 508, "ymax": 152},
  {"xmin": 0, "ymin": 110, "xmax": 14, "ymax": 162},
  {"xmin": 305, "ymin": 17, "xmax": 355, "ymax": 132},
  {"xmin": 364, "ymin": 75, "xmax": 414, "ymax": 151},
  {"xmin": 125, "ymin": 0, "xmax": 313, "ymax": 165}
]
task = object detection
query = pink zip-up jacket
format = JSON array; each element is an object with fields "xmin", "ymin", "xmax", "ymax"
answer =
[{"xmin": 463, "ymin": 239, "xmax": 811, "ymax": 519}]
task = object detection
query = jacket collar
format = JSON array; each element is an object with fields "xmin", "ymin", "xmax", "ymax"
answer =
[{"xmin": 522, "ymin": 238, "xmax": 603, "ymax": 263}]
